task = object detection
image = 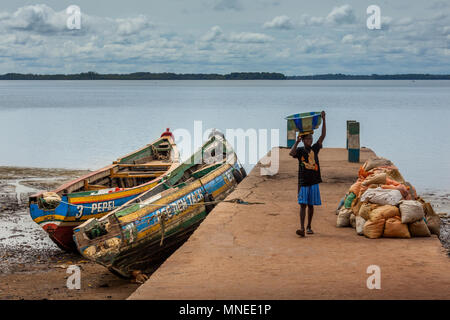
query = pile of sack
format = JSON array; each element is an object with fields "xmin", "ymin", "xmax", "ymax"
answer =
[{"xmin": 336, "ymin": 156, "xmax": 441, "ymax": 239}]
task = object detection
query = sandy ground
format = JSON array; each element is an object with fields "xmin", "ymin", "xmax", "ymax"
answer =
[
  {"xmin": 0, "ymin": 166, "xmax": 141, "ymax": 300},
  {"xmin": 129, "ymin": 148, "xmax": 450, "ymax": 300}
]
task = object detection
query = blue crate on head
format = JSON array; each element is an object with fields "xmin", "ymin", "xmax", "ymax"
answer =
[{"xmin": 285, "ymin": 112, "xmax": 322, "ymax": 147}]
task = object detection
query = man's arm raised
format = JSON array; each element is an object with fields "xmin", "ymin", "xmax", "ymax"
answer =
[
  {"xmin": 317, "ymin": 111, "xmax": 326, "ymax": 145},
  {"xmin": 289, "ymin": 134, "xmax": 302, "ymax": 157}
]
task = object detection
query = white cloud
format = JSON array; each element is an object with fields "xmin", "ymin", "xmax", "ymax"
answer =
[
  {"xmin": 229, "ymin": 32, "xmax": 273, "ymax": 43},
  {"xmin": 263, "ymin": 15, "xmax": 293, "ymax": 30},
  {"xmin": 116, "ymin": 15, "xmax": 153, "ymax": 36},
  {"xmin": 341, "ymin": 34, "xmax": 369, "ymax": 45},
  {"xmin": 0, "ymin": 3, "xmax": 448, "ymax": 74},
  {"xmin": 201, "ymin": 26, "xmax": 223, "ymax": 42},
  {"xmin": 297, "ymin": 36, "xmax": 334, "ymax": 54},
  {"xmin": 5, "ymin": 4, "xmax": 69, "ymax": 34},
  {"xmin": 326, "ymin": 5, "xmax": 356, "ymax": 25},
  {"xmin": 299, "ymin": 5, "xmax": 356, "ymax": 26}
]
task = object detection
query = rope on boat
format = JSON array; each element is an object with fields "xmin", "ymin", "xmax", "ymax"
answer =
[
  {"xmin": 159, "ymin": 212, "xmax": 166, "ymax": 246},
  {"xmin": 58, "ymin": 197, "xmax": 265, "ymax": 211}
]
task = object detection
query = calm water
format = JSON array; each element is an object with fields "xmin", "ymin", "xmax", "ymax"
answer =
[{"xmin": 0, "ymin": 80, "xmax": 449, "ymax": 192}]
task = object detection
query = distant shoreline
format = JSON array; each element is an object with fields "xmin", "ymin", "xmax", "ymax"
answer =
[{"xmin": 1, "ymin": 72, "xmax": 450, "ymax": 80}]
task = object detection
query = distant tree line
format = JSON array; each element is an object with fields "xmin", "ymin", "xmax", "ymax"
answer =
[
  {"xmin": 0, "ymin": 72, "xmax": 449, "ymax": 80},
  {"xmin": 286, "ymin": 73, "xmax": 450, "ymax": 80},
  {"xmin": 0, "ymin": 72, "xmax": 286, "ymax": 80}
]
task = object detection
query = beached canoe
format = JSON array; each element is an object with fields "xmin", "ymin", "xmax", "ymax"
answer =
[
  {"xmin": 73, "ymin": 134, "xmax": 246, "ymax": 277},
  {"xmin": 29, "ymin": 132, "xmax": 180, "ymax": 251}
]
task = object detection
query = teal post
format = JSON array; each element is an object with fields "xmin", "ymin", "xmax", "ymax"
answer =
[
  {"xmin": 347, "ymin": 121, "xmax": 360, "ymax": 162},
  {"xmin": 346, "ymin": 120, "xmax": 356, "ymax": 149}
]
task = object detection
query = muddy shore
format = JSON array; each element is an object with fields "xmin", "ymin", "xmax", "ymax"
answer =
[
  {"xmin": 0, "ymin": 166, "xmax": 141, "ymax": 299},
  {"xmin": 0, "ymin": 164, "xmax": 449, "ymax": 300}
]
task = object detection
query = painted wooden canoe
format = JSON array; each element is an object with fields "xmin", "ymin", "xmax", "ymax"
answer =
[
  {"xmin": 73, "ymin": 134, "xmax": 246, "ymax": 277},
  {"xmin": 29, "ymin": 131, "xmax": 180, "ymax": 251}
]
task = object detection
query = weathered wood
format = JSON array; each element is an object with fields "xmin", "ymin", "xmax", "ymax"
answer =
[
  {"xmin": 117, "ymin": 163, "xmax": 171, "ymax": 169},
  {"xmin": 111, "ymin": 172, "xmax": 165, "ymax": 179}
]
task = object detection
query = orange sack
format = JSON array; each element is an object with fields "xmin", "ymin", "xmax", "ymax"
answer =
[
  {"xmin": 369, "ymin": 205, "xmax": 400, "ymax": 221},
  {"xmin": 349, "ymin": 181, "xmax": 362, "ymax": 197},
  {"xmin": 381, "ymin": 184, "xmax": 410, "ymax": 199},
  {"xmin": 363, "ymin": 218, "xmax": 385, "ymax": 239},
  {"xmin": 383, "ymin": 216, "xmax": 411, "ymax": 238}
]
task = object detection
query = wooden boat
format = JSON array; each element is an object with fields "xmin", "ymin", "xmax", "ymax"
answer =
[
  {"xmin": 73, "ymin": 134, "xmax": 246, "ymax": 277},
  {"xmin": 29, "ymin": 131, "xmax": 179, "ymax": 251}
]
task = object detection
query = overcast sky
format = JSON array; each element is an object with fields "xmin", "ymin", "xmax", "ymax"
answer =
[{"xmin": 0, "ymin": 0, "xmax": 448, "ymax": 75}]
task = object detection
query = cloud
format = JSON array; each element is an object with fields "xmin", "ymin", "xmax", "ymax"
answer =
[
  {"xmin": 299, "ymin": 5, "xmax": 356, "ymax": 26},
  {"xmin": 263, "ymin": 15, "xmax": 293, "ymax": 30},
  {"xmin": 213, "ymin": 0, "xmax": 243, "ymax": 11},
  {"xmin": 4, "ymin": 4, "xmax": 69, "ymax": 34},
  {"xmin": 229, "ymin": 32, "xmax": 273, "ymax": 43},
  {"xmin": 0, "ymin": 3, "xmax": 448, "ymax": 75},
  {"xmin": 326, "ymin": 5, "xmax": 356, "ymax": 24},
  {"xmin": 116, "ymin": 15, "xmax": 154, "ymax": 36},
  {"xmin": 297, "ymin": 36, "xmax": 334, "ymax": 54},
  {"xmin": 428, "ymin": 1, "xmax": 450, "ymax": 10},
  {"xmin": 201, "ymin": 26, "xmax": 223, "ymax": 42},
  {"xmin": 0, "ymin": 4, "xmax": 154, "ymax": 38},
  {"xmin": 275, "ymin": 48, "xmax": 290, "ymax": 58},
  {"xmin": 199, "ymin": 27, "xmax": 273, "ymax": 44}
]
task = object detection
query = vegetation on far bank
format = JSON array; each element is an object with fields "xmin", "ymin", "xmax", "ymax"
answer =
[{"xmin": 1, "ymin": 72, "xmax": 449, "ymax": 80}]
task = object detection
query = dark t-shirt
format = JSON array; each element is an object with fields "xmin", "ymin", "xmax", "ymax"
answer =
[{"xmin": 293, "ymin": 142, "xmax": 323, "ymax": 187}]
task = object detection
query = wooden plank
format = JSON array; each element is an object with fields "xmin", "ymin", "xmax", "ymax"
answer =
[
  {"xmin": 117, "ymin": 164, "xmax": 171, "ymax": 169},
  {"xmin": 111, "ymin": 172, "xmax": 164, "ymax": 179}
]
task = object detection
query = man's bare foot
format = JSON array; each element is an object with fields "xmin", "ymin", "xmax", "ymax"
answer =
[
  {"xmin": 296, "ymin": 229, "xmax": 305, "ymax": 237},
  {"xmin": 131, "ymin": 270, "xmax": 149, "ymax": 284}
]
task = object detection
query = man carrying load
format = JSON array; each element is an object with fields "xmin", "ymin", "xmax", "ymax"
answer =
[{"xmin": 289, "ymin": 111, "xmax": 326, "ymax": 237}]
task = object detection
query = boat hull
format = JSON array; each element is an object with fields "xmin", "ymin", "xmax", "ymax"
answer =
[
  {"xmin": 29, "ymin": 135, "xmax": 179, "ymax": 251},
  {"xmin": 75, "ymin": 158, "xmax": 244, "ymax": 276},
  {"xmin": 30, "ymin": 186, "xmax": 157, "ymax": 251}
]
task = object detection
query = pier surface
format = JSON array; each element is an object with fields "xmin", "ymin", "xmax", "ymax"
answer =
[{"xmin": 129, "ymin": 148, "xmax": 449, "ymax": 300}]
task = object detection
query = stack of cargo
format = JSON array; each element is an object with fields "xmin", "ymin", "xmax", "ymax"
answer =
[{"xmin": 336, "ymin": 157, "xmax": 441, "ymax": 239}]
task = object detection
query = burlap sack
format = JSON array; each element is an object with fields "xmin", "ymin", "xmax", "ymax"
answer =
[
  {"xmin": 363, "ymin": 157, "xmax": 393, "ymax": 171},
  {"xmin": 422, "ymin": 202, "xmax": 441, "ymax": 236},
  {"xmin": 361, "ymin": 187, "xmax": 403, "ymax": 206},
  {"xmin": 362, "ymin": 172, "xmax": 387, "ymax": 187},
  {"xmin": 351, "ymin": 197, "xmax": 362, "ymax": 216},
  {"xmin": 356, "ymin": 216, "xmax": 366, "ymax": 235},
  {"xmin": 350, "ymin": 214, "xmax": 356, "ymax": 228},
  {"xmin": 359, "ymin": 202, "xmax": 379, "ymax": 221},
  {"xmin": 383, "ymin": 216, "xmax": 411, "ymax": 238},
  {"xmin": 336, "ymin": 208, "xmax": 352, "ymax": 227},
  {"xmin": 399, "ymin": 200, "xmax": 425, "ymax": 224},
  {"xmin": 363, "ymin": 218, "xmax": 385, "ymax": 239},
  {"xmin": 369, "ymin": 205, "xmax": 400, "ymax": 221},
  {"xmin": 408, "ymin": 219, "xmax": 431, "ymax": 237}
]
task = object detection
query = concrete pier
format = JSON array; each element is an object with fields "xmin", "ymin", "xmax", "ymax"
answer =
[{"xmin": 129, "ymin": 148, "xmax": 449, "ymax": 300}]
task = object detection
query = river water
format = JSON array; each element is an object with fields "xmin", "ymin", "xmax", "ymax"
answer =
[{"xmin": 0, "ymin": 80, "xmax": 449, "ymax": 193}]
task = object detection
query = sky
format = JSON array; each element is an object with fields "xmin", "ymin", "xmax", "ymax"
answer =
[{"xmin": 0, "ymin": 0, "xmax": 448, "ymax": 75}]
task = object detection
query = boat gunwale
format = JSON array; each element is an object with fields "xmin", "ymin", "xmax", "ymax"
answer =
[
  {"xmin": 29, "ymin": 135, "xmax": 179, "ymax": 199},
  {"xmin": 73, "ymin": 135, "xmax": 238, "ymax": 237}
]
